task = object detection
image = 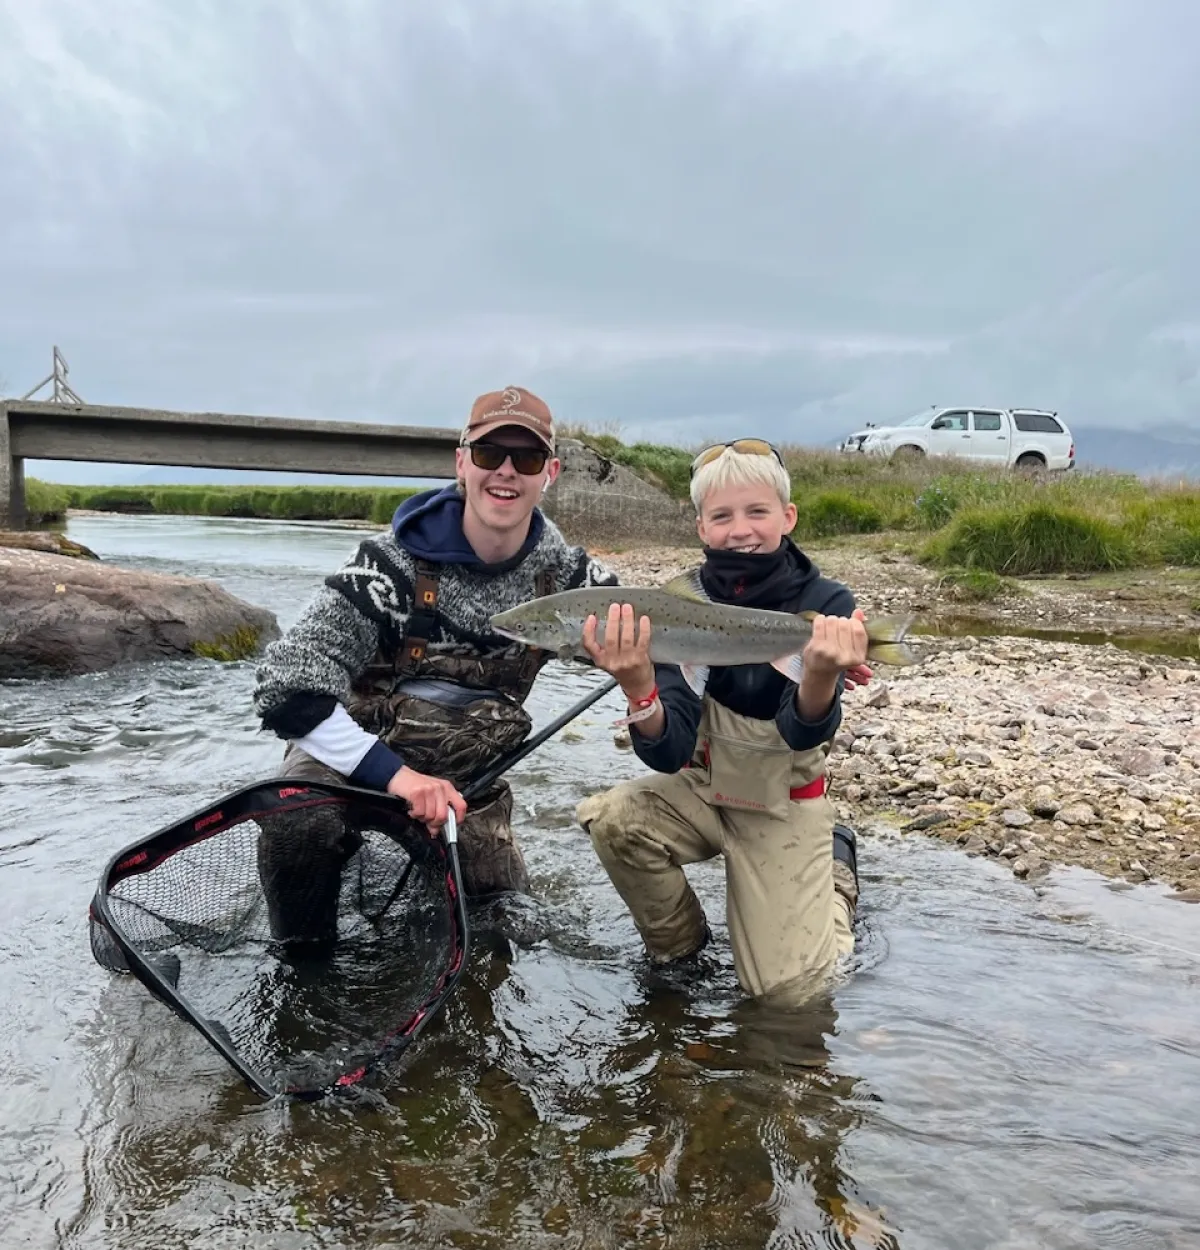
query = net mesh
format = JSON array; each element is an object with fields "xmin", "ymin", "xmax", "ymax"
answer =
[{"xmin": 90, "ymin": 782, "xmax": 465, "ymax": 1097}]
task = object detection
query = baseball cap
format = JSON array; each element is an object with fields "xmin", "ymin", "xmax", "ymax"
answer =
[{"xmin": 461, "ymin": 386, "xmax": 555, "ymax": 453}]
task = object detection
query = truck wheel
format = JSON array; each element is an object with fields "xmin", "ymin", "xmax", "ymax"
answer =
[
  {"xmin": 1015, "ymin": 454, "xmax": 1046, "ymax": 475},
  {"xmin": 891, "ymin": 445, "xmax": 925, "ymax": 463}
]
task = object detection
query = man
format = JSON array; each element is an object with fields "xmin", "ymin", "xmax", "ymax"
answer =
[
  {"xmin": 576, "ymin": 439, "xmax": 868, "ymax": 1006},
  {"xmin": 252, "ymin": 386, "xmax": 618, "ymax": 953}
]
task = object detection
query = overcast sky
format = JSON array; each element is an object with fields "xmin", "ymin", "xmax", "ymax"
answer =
[{"xmin": 3, "ymin": 0, "xmax": 1199, "ymax": 468}]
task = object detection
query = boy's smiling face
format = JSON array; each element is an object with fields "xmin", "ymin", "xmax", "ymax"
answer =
[{"xmin": 695, "ymin": 481, "xmax": 798, "ymax": 553}]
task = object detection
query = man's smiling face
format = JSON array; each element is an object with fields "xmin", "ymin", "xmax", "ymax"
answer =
[{"xmin": 455, "ymin": 425, "xmax": 559, "ymax": 537}]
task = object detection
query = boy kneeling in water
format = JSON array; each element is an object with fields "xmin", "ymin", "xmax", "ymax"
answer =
[{"xmin": 577, "ymin": 440, "xmax": 869, "ymax": 1004}]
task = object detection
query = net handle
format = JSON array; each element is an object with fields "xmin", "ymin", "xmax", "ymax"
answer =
[{"xmin": 459, "ymin": 675, "xmax": 618, "ymax": 802}]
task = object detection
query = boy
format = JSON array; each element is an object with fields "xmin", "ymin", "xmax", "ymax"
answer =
[
  {"xmin": 576, "ymin": 439, "xmax": 868, "ymax": 1005},
  {"xmin": 252, "ymin": 385, "xmax": 619, "ymax": 953}
]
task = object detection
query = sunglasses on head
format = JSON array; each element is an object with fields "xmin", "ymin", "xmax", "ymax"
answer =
[
  {"xmin": 690, "ymin": 439, "xmax": 785, "ymax": 477},
  {"xmin": 466, "ymin": 441, "xmax": 551, "ymax": 475}
]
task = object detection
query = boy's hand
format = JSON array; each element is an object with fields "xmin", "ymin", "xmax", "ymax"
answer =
[
  {"xmin": 802, "ymin": 610, "xmax": 871, "ymax": 679},
  {"xmin": 582, "ymin": 602, "xmax": 656, "ymax": 702}
]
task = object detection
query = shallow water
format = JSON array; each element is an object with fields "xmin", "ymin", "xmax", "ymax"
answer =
[
  {"xmin": 3, "ymin": 513, "xmax": 1200, "ymax": 1249},
  {"xmin": 913, "ymin": 615, "xmax": 1200, "ymax": 661}
]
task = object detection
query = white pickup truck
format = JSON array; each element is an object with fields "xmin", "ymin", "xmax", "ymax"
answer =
[{"xmin": 838, "ymin": 406, "xmax": 1075, "ymax": 472}]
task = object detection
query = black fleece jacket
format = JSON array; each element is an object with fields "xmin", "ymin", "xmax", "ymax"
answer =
[{"xmin": 631, "ymin": 538, "xmax": 856, "ymax": 775}]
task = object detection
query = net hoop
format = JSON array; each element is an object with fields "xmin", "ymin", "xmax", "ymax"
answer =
[{"xmin": 88, "ymin": 779, "xmax": 470, "ymax": 1101}]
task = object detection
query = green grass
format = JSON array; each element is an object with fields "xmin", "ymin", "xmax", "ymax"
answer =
[
  {"xmin": 922, "ymin": 504, "xmax": 1137, "ymax": 575},
  {"xmin": 793, "ymin": 490, "xmax": 884, "ymax": 538},
  {"xmin": 23, "ymin": 479, "xmax": 71, "ymax": 524},
  {"xmin": 62, "ymin": 483, "xmax": 422, "ymax": 524},
  {"xmin": 934, "ymin": 567, "xmax": 1017, "ymax": 603}
]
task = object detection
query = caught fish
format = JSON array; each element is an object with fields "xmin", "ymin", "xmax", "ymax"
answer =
[{"xmin": 489, "ymin": 568, "xmax": 917, "ymax": 696}]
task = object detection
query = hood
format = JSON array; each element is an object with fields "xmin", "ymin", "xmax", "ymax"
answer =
[{"xmin": 391, "ymin": 485, "xmax": 545, "ymax": 571}]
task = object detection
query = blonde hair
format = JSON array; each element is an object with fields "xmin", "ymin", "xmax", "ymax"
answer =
[{"xmin": 689, "ymin": 446, "xmax": 792, "ymax": 513}]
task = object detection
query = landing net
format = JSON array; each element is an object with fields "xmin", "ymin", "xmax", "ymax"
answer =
[{"xmin": 87, "ymin": 780, "xmax": 468, "ymax": 1100}]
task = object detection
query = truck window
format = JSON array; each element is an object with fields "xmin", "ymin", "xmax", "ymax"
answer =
[
  {"xmin": 932, "ymin": 411, "xmax": 968, "ymax": 431},
  {"xmin": 972, "ymin": 411, "xmax": 1003, "ymax": 432},
  {"xmin": 1012, "ymin": 412, "xmax": 1064, "ymax": 433}
]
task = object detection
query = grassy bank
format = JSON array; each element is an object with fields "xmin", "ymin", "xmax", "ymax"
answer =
[
  {"xmin": 27, "ymin": 433, "xmax": 1200, "ymax": 575},
  {"xmin": 24, "ymin": 479, "xmax": 71, "ymax": 526},
  {"xmin": 565, "ymin": 432, "xmax": 1200, "ymax": 575},
  {"xmin": 50, "ymin": 482, "xmax": 422, "ymax": 525}
]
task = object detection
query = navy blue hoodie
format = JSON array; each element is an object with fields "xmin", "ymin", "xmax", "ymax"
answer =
[{"xmin": 390, "ymin": 485, "xmax": 545, "ymax": 571}]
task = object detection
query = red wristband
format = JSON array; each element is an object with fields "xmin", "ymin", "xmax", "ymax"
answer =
[{"xmin": 630, "ymin": 685, "xmax": 658, "ymax": 709}]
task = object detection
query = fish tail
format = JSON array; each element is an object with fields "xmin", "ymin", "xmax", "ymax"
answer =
[{"xmin": 863, "ymin": 614, "xmax": 918, "ymax": 666}]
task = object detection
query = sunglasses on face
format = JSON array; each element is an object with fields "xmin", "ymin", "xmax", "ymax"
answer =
[
  {"xmin": 466, "ymin": 442, "xmax": 551, "ymax": 475},
  {"xmin": 690, "ymin": 438, "xmax": 785, "ymax": 477}
]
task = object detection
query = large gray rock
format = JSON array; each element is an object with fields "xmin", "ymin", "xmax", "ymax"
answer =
[
  {"xmin": 542, "ymin": 438, "xmax": 699, "ymax": 548},
  {"xmin": 0, "ymin": 548, "xmax": 280, "ymax": 679}
]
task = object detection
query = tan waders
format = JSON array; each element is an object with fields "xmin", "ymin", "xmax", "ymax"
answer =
[{"xmin": 577, "ymin": 699, "xmax": 854, "ymax": 1006}]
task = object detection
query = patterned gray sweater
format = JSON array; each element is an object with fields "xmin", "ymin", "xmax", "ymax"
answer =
[{"xmin": 252, "ymin": 505, "xmax": 618, "ymax": 786}]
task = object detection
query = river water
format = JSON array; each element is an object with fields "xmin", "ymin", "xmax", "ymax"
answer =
[{"xmin": 3, "ymin": 514, "xmax": 1200, "ymax": 1250}]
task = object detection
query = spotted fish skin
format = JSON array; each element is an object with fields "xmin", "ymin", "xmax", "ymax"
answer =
[{"xmin": 488, "ymin": 571, "xmax": 918, "ymax": 673}]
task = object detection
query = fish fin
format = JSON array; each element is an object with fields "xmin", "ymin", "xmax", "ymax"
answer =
[
  {"xmin": 661, "ymin": 567, "xmax": 711, "ymax": 602},
  {"xmin": 866, "ymin": 641, "xmax": 918, "ymax": 667},
  {"xmin": 680, "ymin": 663, "xmax": 709, "ymax": 698},
  {"xmin": 796, "ymin": 609, "xmax": 819, "ymax": 622},
  {"xmin": 770, "ymin": 652, "xmax": 805, "ymax": 684},
  {"xmin": 556, "ymin": 642, "xmax": 577, "ymax": 662},
  {"xmin": 864, "ymin": 614, "xmax": 919, "ymax": 666}
]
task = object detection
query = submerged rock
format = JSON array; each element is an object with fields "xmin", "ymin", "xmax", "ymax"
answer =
[
  {"xmin": 0, "ymin": 548, "xmax": 280, "ymax": 679},
  {"xmin": 0, "ymin": 529, "xmax": 99, "ymax": 559}
]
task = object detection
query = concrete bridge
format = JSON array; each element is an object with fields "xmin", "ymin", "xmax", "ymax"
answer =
[
  {"xmin": 0, "ymin": 399, "xmax": 464, "ymax": 529},
  {"xmin": 0, "ymin": 399, "xmax": 697, "ymax": 546}
]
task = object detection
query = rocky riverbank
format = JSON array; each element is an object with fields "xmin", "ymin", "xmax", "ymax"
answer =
[
  {"xmin": 601, "ymin": 544, "xmax": 1200, "ymax": 899},
  {"xmin": 831, "ymin": 635, "xmax": 1200, "ymax": 899}
]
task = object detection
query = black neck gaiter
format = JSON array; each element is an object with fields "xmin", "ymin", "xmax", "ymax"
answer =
[{"xmin": 699, "ymin": 539, "xmax": 796, "ymax": 608}]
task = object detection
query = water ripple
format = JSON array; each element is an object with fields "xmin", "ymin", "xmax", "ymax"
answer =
[{"xmin": 2, "ymin": 515, "xmax": 1198, "ymax": 1249}]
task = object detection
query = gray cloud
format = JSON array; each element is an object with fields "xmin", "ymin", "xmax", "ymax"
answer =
[{"xmin": 2, "ymin": 0, "xmax": 1198, "ymax": 470}]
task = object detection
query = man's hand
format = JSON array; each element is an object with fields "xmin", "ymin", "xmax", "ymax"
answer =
[
  {"xmin": 582, "ymin": 602, "xmax": 656, "ymax": 703},
  {"xmin": 387, "ymin": 765, "xmax": 467, "ymax": 836},
  {"xmin": 842, "ymin": 662, "xmax": 874, "ymax": 691}
]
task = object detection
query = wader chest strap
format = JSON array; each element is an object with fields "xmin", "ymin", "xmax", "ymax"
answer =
[{"xmin": 402, "ymin": 560, "xmax": 441, "ymax": 666}]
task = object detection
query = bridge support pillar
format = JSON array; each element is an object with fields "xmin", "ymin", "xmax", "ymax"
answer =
[{"xmin": 0, "ymin": 409, "xmax": 26, "ymax": 530}]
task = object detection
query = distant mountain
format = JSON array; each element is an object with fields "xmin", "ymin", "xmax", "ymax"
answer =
[{"xmin": 1069, "ymin": 425, "xmax": 1200, "ymax": 478}]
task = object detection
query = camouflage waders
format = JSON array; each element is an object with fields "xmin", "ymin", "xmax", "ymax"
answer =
[
  {"xmin": 577, "ymin": 698, "xmax": 856, "ymax": 1007},
  {"xmin": 257, "ymin": 561, "xmax": 552, "ymax": 950}
]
